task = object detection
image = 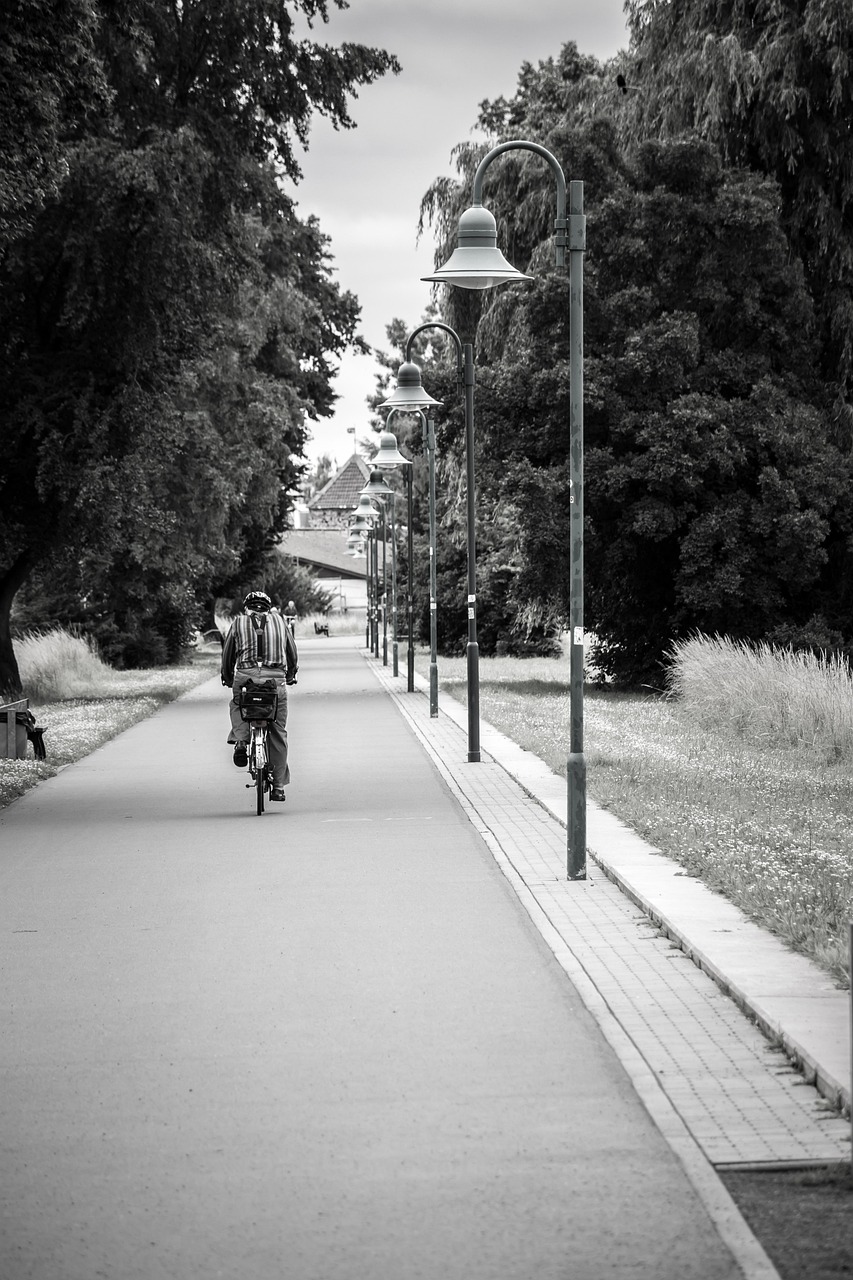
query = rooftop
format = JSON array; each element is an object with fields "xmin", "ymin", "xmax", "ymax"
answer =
[{"xmin": 308, "ymin": 455, "xmax": 371, "ymax": 512}]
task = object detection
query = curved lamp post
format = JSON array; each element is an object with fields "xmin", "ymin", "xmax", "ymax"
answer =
[
  {"xmin": 345, "ymin": 529, "xmax": 366, "ymax": 638},
  {"xmin": 422, "ymin": 411, "xmax": 439, "ymax": 718},
  {"xmin": 381, "ymin": 328, "xmax": 479, "ymax": 756},
  {"xmin": 423, "ymin": 139, "xmax": 586, "ymax": 880},
  {"xmin": 371, "ymin": 421, "xmax": 415, "ymax": 691},
  {"xmin": 350, "ymin": 499, "xmax": 381, "ymax": 657},
  {"xmin": 355, "ymin": 494, "xmax": 386, "ymax": 663},
  {"xmin": 361, "ymin": 468, "xmax": 399, "ymax": 675},
  {"xmin": 347, "ymin": 519, "xmax": 370, "ymax": 649}
]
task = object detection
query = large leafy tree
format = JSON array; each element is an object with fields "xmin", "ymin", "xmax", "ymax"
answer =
[
  {"xmin": 0, "ymin": 0, "xmax": 108, "ymax": 245},
  {"xmin": 416, "ymin": 44, "xmax": 850, "ymax": 682},
  {"xmin": 0, "ymin": 0, "xmax": 398, "ymax": 693},
  {"xmin": 622, "ymin": 0, "xmax": 853, "ymax": 433}
]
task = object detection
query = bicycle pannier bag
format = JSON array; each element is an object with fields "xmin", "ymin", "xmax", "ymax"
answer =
[{"xmin": 238, "ymin": 679, "xmax": 278, "ymax": 722}]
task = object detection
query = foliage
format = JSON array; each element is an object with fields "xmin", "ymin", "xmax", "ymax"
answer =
[
  {"xmin": 415, "ymin": 44, "xmax": 851, "ymax": 683},
  {"xmin": 217, "ymin": 554, "xmax": 333, "ymax": 623},
  {"xmin": 622, "ymin": 0, "xmax": 853, "ymax": 431},
  {"xmin": 0, "ymin": 0, "xmax": 108, "ymax": 244},
  {"xmin": 302, "ymin": 453, "xmax": 336, "ymax": 499},
  {"xmin": 0, "ymin": 0, "xmax": 399, "ymax": 691}
]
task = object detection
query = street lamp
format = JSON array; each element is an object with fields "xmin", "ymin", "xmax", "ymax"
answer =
[
  {"xmin": 361, "ymin": 468, "xmax": 399, "ymax": 675},
  {"xmin": 371, "ymin": 422, "xmax": 416, "ymax": 691},
  {"xmin": 350, "ymin": 501, "xmax": 380, "ymax": 656},
  {"xmin": 422, "ymin": 139, "xmax": 586, "ymax": 880},
  {"xmin": 354, "ymin": 494, "xmax": 387, "ymax": 663},
  {"xmin": 381, "ymin": 326, "xmax": 480, "ymax": 758},
  {"xmin": 419, "ymin": 410, "xmax": 440, "ymax": 718}
]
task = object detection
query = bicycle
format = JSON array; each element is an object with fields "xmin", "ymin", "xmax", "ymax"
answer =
[{"xmin": 238, "ymin": 679, "xmax": 279, "ymax": 815}]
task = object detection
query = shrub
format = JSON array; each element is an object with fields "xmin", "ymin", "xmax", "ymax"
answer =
[{"xmin": 666, "ymin": 633, "xmax": 853, "ymax": 761}]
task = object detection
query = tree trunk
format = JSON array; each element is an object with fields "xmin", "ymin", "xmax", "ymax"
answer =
[{"xmin": 0, "ymin": 552, "xmax": 38, "ymax": 699}]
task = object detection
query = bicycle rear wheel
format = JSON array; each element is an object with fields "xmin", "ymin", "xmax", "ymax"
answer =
[{"xmin": 250, "ymin": 728, "xmax": 266, "ymax": 815}]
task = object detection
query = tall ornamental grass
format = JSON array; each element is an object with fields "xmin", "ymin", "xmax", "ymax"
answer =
[
  {"xmin": 667, "ymin": 634, "xmax": 853, "ymax": 761},
  {"xmin": 15, "ymin": 626, "xmax": 204, "ymax": 703},
  {"xmin": 16, "ymin": 627, "xmax": 114, "ymax": 702}
]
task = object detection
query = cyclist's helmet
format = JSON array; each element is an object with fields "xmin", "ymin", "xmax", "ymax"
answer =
[{"xmin": 243, "ymin": 590, "xmax": 272, "ymax": 613}]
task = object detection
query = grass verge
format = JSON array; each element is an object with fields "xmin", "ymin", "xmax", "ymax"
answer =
[{"xmin": 415, "ymin": 649, "xmax": 853, "ymax": 987}]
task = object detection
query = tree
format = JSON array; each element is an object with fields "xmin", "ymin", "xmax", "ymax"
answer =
[
  {"xmin": 0, "ymin": 0, "xmax": 399, "ymax": 694},
  {"xmin": 0, "ymin": 0, "xmax": 108, "ymax": 246},
  {"xmin": 622, "ymin": 0, "xmax": 853, "ymax": 434},
  {"xmin": 416, "ymin": 46, "xmax": 850, "ymax": 681}
]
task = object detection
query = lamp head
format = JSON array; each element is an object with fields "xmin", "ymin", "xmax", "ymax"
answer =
[
  {"xmin": 361, "ymin": 468, "xmax": 395, "ymax": 499},
  {"xmin": 422, "ymin": 205, "xmax": 532, "ymax": 290},
  {"xmin": 380, "ymin": 361, "xmax": 442, "ymax": 410},
  {"xmin": 372, "ymin": 429, "xmax": 412, "ymax": 470},
  {"xmin": 353, "ymin": 494, "xmax": 380, "ymax": 521}
]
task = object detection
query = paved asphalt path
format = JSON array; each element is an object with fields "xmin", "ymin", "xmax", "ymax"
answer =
[{"xmin": 0, "ymin": 640, "xmax": 746, "ymax": 1279}]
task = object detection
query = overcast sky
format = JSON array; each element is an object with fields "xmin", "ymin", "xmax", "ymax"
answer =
[{"xmin": 287, "ymin": 0, "xmax": 631, "ymax": 467}]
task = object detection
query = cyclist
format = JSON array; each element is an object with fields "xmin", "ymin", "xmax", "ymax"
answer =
[
  {"xmin": 283, "ymin": 599, "xmax": 298, "ymax": 637},
  {"xmin": 221, "ymin": 590, "xmax": 298, "ymax": 801}
]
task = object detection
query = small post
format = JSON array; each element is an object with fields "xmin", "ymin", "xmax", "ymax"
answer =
[{"xmin": 850, "ymin": 921, "xmax": 852, "ymax": 1170}]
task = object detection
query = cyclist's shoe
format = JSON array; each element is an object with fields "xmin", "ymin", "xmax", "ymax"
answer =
[
  {"xmin": 233, "ymin": 742, "xmax": 248, "ymax": 768},
  {"xmin": 271, "ymin": 788, "xmax": 286, "ymax": 802}
]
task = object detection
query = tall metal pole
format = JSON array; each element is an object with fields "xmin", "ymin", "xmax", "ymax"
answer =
[
  {"xmin": 381, "ymin": 507, "xmax": 388, "ymax": 666},
  {"xmin": 463, "ymin": 342, "xmax": 480, "ymax": 762},
  {"xmin": 406, "ymin": 460, "xmax": 415, "ymax": 692},
  {"xmin": 425, "ymin": 413, "xmax": 439, "ymax": 716},
  {"xmin": 397, "ymin": 324, "xmax": 472, "ymax": 742},
  {"xmin": 372, "ymin": 525, "xmax": 380, "ymax": 659},
  {"xmin": 567, "ymin": 179, "xmax": 586, "ymax": 880},
  {"xmin": 364, "ymin": 529, "xmax": 371, "ymax": 649},
  {"xmin": 390, "ymin": 499, "xmax": 399, "ymax": 677}
]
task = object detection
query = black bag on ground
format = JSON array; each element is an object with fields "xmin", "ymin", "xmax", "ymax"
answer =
[{"xmin": 238, "ymin": 679, "xmax": 278, "ymax": 722}]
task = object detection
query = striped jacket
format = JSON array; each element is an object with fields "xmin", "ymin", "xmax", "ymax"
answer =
[{"xmin": 221, "ymin": 612, "xmax": 298, "ymax": 684}]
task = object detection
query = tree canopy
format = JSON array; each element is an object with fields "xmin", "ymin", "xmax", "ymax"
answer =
[
  {"xmin": 622, "ymin": 0, "xmax": 853, "ymax": 432},
  {"xmin": 409, "ymin": 40, "xmax": 852, "ymax": 681},
  {"xmin": 0, "ymin": 0, "xmax": 399, "ymax": 693}
]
